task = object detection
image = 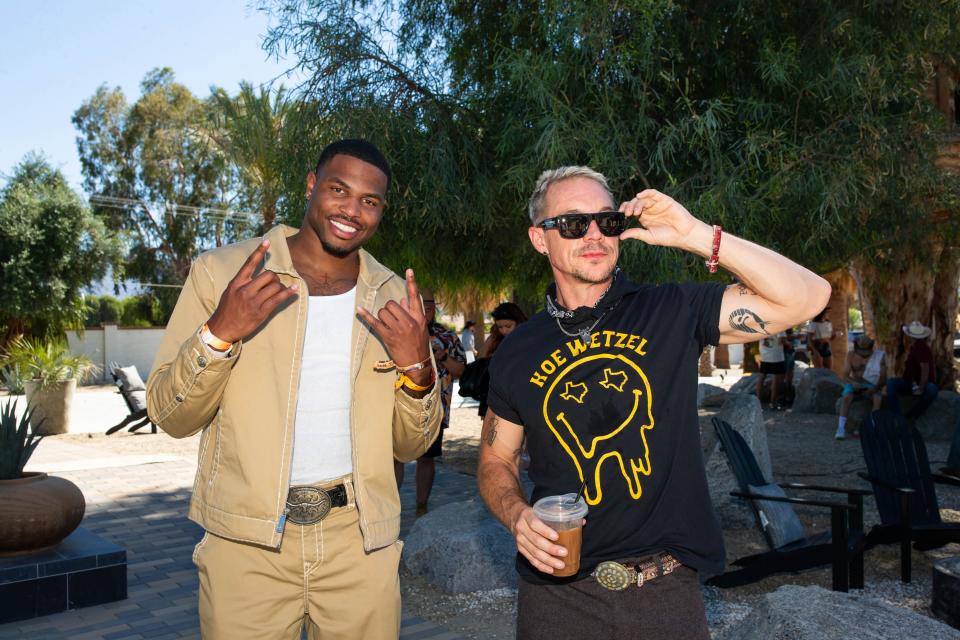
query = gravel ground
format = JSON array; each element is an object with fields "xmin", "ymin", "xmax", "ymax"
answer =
[{"xmin": 34, "ymin": 393, "xmax": 960, "ymax": 638}]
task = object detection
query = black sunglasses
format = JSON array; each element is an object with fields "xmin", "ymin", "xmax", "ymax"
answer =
[{"xmin": 536, "ymin": 211, "xmax": 627, "ymax": 239}]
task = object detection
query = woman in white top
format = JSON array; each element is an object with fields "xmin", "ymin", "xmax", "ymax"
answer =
[{"xmin": 807, "ymin": 308, "xmax": 837, "ymax": 370}]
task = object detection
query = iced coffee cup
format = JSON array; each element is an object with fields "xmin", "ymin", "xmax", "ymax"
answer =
[{"xmin": 532, "ymin": 493, "xmax": 589, "ymax": 577}]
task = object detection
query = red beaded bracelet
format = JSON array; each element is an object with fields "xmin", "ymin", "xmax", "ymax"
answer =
[{"xmin": 705, "ymin": 225, "xmax": 722, "ymax": 273}]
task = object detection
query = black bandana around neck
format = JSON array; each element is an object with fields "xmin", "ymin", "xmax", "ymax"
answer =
[{"xmin": 545, "ymin": 267, "xmax": 637, "ymax": 341}]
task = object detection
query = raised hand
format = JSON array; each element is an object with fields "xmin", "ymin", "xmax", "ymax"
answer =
[
  {"xmin": 356, "ymin": 268, "xmax": 431, "ymax": 379},
  {"xmin": 206, "ymin": 240, "xmax": 299, "ymax": 344},
  {"xmin": 618, "ymin": 189, "xmax": 700, "ymax": 248}
]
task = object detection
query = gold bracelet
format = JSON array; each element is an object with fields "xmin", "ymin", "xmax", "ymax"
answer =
[{"xmin": 394, "ymin": 371, "xmax": 435, "ymax": 392}]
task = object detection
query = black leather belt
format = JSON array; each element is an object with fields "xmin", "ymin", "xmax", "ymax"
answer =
[{"xmin": 285, "ymin": 484, "xmax": 348, "ymax": 525}]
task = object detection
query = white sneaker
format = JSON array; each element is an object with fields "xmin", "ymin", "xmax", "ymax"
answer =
[{"xmin": 835, "ymin": 427, "xmax": 845, "ymax": 440}]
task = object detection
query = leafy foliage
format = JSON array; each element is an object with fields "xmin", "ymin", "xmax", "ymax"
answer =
[
  {"xmin": 262, "ymin": 0, "xmax": 960, "ymax": 300},
  {"xmin": 72, "ymin": 68, "xmax": 242, "ymax": 318},
  {"xmin": 0, "ymin": 337, "xmax": 98, "ymax": 391},
  {"xmin": 0, "ymin": 399, "xmax": 44, "ymax": 480},
  {"xmin": 0, "ymin": 154, "xmax": 121, "ymax": 339}
]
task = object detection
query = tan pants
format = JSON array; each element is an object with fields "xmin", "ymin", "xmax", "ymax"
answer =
[{"xmin": 193, "ymin": 478, "xmax": 402, "ymax": 639}]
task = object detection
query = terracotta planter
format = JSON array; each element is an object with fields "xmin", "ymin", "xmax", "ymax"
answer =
[
  {"xmin": 0, "ymin": 472, "xmax": 86, "ymax": 556},
  {"xmin": 24, "ymin": 378, "xmax": 77, "ymax": 435}
]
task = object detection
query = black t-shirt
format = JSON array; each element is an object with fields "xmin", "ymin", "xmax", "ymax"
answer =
[{"xmin": 488, "ymin": 279, "xmax": 727, "ymax": 584}]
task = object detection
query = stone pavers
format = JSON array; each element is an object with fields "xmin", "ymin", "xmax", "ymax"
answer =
[{"xmin": 0, "ymin": 458, "xmax": 476, "ymax": 639}]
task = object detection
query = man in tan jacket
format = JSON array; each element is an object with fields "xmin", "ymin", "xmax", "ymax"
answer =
[{"xmin": 147, "ymin": 139, "xmax": 442, "ymax": 639}]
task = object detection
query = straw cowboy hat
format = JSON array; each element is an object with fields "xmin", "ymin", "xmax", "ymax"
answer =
[{"xmin": 902, "ymin": 321, "xmax": 932, "ymax": 340}]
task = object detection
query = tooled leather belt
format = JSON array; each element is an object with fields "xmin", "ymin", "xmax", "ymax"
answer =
[
  {"xmin": 592, "ymin": 553, "xmax": 682, "ymax": 591},
  {"xmin": 285, "ymin": 484, "xmax": 348, "ymax": 525}
]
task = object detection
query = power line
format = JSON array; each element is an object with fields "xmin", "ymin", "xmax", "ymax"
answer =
[{"xmin": 89, "ymin": 195, "xmax": 258, "ymax": 224}]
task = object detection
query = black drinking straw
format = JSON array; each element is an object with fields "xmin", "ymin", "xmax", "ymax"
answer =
[{"xmin": 574, "ymin": 478, "xmax": 587, "ymax": 503}]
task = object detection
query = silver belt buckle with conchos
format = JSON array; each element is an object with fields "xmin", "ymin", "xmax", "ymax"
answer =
[
  {"xmin": 286, "ymin": 486, "xmax": 332, "ymax": 525},
  {"xmin": 593, "ymin": 560, "xmax": 635, "ymax": 591}
]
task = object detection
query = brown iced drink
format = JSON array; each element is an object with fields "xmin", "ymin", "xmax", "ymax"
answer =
[
  {"xmin": 553, "ymin": 525, "xmax": 583, "ymax": 577},
  {"xmin": 532, "ymin": 493, "xmax": 589, "ymax": 577}
]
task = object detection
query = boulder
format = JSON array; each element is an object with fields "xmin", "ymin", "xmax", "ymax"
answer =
[
  {"xmin": 728, "ymin": 375, "xmax": 757, "ymax": 396},
  {"xmin": 933, "ymin": 556, "xmax": 960, "ymax": 630},
  {"xmin": 916, "ymin": 391, "xmax": 960, "ymax": 442},
  {"xmin": 715, "ymin": 584, "xmax": 960, "ymax": 640},
  {"xmin": 403, "ymin": 498, "xmax": 517, "ymax": 594},
  {"xmin": 704, "ymin": 394, "xmax": 771, "ymax": 527},
  {"xmin": 793, "ymin": 368, "xmax": 844, "ymax": 414},
  {"xmin": 698, "ymin": 383, "xmax": 728, "ymax": 407}
]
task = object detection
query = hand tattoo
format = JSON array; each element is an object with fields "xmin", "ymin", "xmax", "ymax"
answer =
[{"xmin": 729, "ymin": 308, "xmax": 770, "ymax": 335}]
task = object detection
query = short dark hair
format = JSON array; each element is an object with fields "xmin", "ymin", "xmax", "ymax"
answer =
[
  {"xmin": 315, "ymin": 139, "xmax": 392, "ymax": 191},
  {"xmin": 492, "ymin": 302, "xmax": 528, "ymax": 324}
]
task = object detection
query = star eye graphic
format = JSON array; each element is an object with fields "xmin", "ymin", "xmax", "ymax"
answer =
[
  {"xmin": 598, "ymin": 368, "xmax": 629, "ymax": 393},
  {"xmin": 559, "ymin": 381, "xmax": 589, "ymax": 404}
]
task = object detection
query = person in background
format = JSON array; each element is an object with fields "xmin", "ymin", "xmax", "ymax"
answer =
[
  {"xmin": 807, "ymin": 308, "xmax": 836, "ymax": 370},
  {"xmin": 476, "ymin": 302, "xmax": 529, "ymax": 417},
  {"xmin": 395, "ymin": 288, "xmax": 466, "ymax": 515},
  {"xmin": 781, "ymin": 327, "xmax": 798, "ymax": 405},
  {"xmin": 461, "ymin": 320, "xmax": 477, "ymax": 363},
  {"xmin": 756, "ymin": 332, "xmax": 787, "ymax": 411},
  {"xmin": 835, "ymin": 335, "xmax": 886, "ymax": 440},
  {"xmin": 884, "ymin": 321, "xmax": 938, "ymax": 422}
]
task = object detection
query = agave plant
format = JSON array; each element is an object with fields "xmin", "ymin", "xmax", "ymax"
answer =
[
  {"xmin": 0, "ymin": 399, "xmax": 44, "ymax": 480},
  {"xmin": 0, "ymin": 336, "xmax": 97, "ymax": 390}
]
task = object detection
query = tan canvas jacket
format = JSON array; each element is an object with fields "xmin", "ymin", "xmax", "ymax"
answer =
[{"xmin": 146, "ymin": 224, "xmax": 442, "ymax": 550}]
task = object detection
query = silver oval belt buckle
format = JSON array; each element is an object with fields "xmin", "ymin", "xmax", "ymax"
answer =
[
  {"xmin": 286, "ymin": 486, "xmax": 332, "ymax": 525},
  {"xmin": 594, "ymin": 560, "xmax": 634, "ymax": 591}
]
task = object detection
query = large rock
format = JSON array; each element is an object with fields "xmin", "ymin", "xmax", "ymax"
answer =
[
  {"xmin": 916, "ymin": 391, "xmax": 960, "ymax": 442},
  {"xmin": 704, "ymin": 394, "xmax": 771, "ymax": 528},
  {"xmin": 793, "ymin": 367, "xmax": 844, "ymax": 414},
  {"xmin": 698, "ymin": 383, "xmax": 728, "ymax": 407},
  {"xmin": 728, "ymin": 375, "xmax": 757, "ymax": 396},
  {"xmin": 403, "ymin": 498, "xmax": 517, "ymax": 594},
  {"xmin": 715, "ymin": 584, "xmax": 960, "ymax": 640}
]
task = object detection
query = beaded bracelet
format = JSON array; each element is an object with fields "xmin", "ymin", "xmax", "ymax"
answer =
[
  {"xmin": 374, "ymin": 356, "xmax": 431, "ymax": 373},
  {"xmin": 705, "ymin": 225, "xmax": 722, "ymax": 273}
]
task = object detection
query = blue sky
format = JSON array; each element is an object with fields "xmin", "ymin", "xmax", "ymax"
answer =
[{"xmin": 0, "ymin": 1, "xmax": 295, "ymax": 192}]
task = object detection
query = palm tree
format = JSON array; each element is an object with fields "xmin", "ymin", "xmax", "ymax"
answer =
[{"xmin": 210, "ymin": 82, "xmax": 292, "ymax": 230}]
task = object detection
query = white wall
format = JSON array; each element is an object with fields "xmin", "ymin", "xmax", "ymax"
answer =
[{"xmin": 67, "ymin": 324, "xmax": 165, "ymax": 383}]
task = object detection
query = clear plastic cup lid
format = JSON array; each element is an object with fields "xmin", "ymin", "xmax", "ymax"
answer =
[{"xmin": 532, "ymin": 493, "xmax": 589, "ymax": 522}]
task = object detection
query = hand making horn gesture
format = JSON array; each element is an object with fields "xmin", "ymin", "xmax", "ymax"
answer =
[
  {"xmin": 206, "ymin": 240, "xmax": 299, "ymax": 344},
  {"xmin": 618, "ymin": 189, "xmax": 700, "ymax": 248},
  {"xmin": 356, "ymin": 269, "xmax": 432, "ymax": 385}
]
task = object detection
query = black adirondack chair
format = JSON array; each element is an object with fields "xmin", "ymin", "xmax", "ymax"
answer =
[
  {"xmin": 858, "ymin": 410, "xmax": 960, "ymax": 583},
  {"xmin": 105, "ymin": 363, "xmax": 156, "ymax": 435},
  {"xmin": 707, "ymin": 418, "xmax": 870, "ymax": 592}
]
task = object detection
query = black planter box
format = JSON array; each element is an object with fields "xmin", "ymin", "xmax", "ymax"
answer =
[{"xmin": 0, "ymin": 527, "xmax": 126, "ymax": 623}]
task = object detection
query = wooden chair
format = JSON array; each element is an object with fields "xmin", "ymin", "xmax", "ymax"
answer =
[
  {"xmin": 858, "ymin": 410, "xmax": 960, "ymax": 583},
  {"xmin": 105, "ymin": 363, "xmax": 156, "ymax": 435},
  {"xmin": 707, "ymin": 418, "xmax": 870, "ymax": 592}
]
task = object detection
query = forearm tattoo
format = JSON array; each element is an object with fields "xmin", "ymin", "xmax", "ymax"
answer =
[
  {"xmin": 737, "ymin": 285, "xmax": 756, "ymax": 296},
  {"xmin": 482, "ymin": 416, "xmax": 500, "ymax": 446},
  {"xmin": 729, "ymin": 308, "xmax": 770, "ymax": 335}
]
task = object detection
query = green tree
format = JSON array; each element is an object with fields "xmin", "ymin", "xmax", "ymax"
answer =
[
  {"xmin": 0, "ymin": 154, "xmax": 121, "ymax": 343},
  {"xmin": 209, "ymin": 82, "xmax": 298, "ymax": 231},
  {"xmin": 72, "ymin": 68, "xmax": 244, "ymax": 320},
  {"xmin": 264, "ymin": 0, "xmax": 960, "ymax": 380}
]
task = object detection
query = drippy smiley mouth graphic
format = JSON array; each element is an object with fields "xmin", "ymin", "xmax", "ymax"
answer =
[{"xmin": 542, "ymin": 353, "xmax": 654, "ymax": 505}]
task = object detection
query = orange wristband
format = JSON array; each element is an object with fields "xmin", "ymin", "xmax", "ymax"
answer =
[{"xmin": 200, "ymin": 323, "xmax": 232, "ymax": 352}]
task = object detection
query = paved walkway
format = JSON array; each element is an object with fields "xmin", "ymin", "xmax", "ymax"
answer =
[{"xmin": 0, "ymin": 455, "xmax": 476, "ymax": 640}]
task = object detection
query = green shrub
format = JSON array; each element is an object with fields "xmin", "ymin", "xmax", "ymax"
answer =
[{"xmin": 121, "ymin": 294, "xmax": 160, "ymax": 327}]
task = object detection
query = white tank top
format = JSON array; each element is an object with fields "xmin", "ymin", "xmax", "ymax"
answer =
[{"xmin": 289, "ymin": 288, "xmax": 355, "ymax": 485}]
